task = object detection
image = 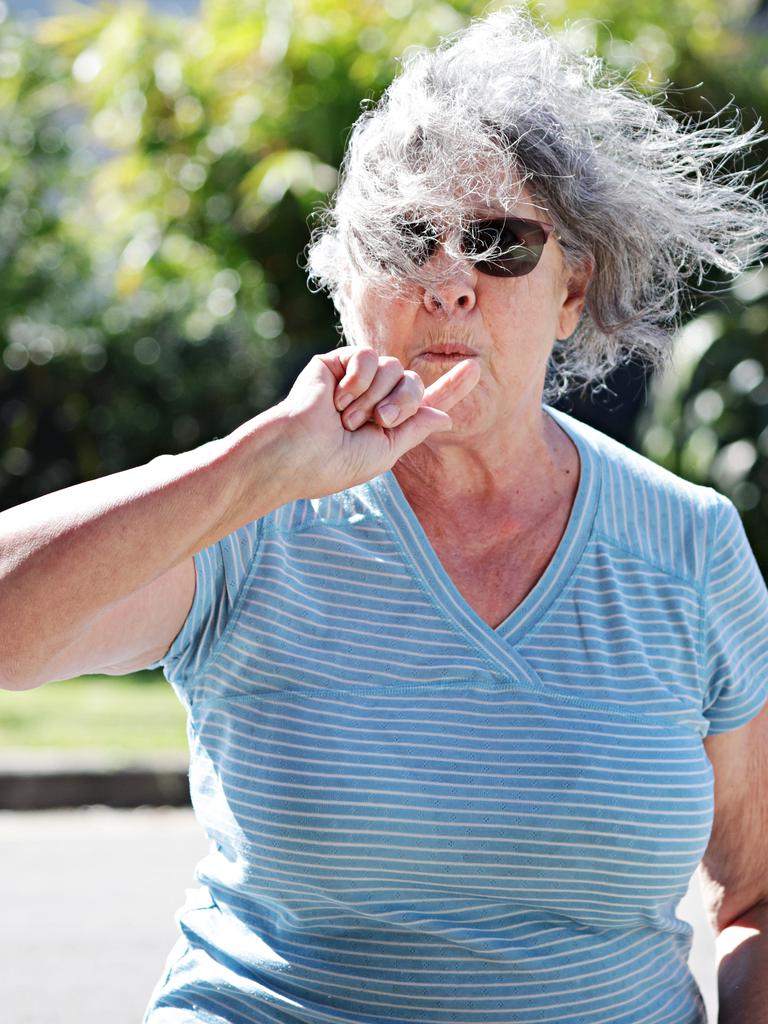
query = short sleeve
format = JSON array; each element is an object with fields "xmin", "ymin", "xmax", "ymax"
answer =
[
  {"xmin": 150, "ymin": 519, "xmax": 262, "ymax": 689},
  {"xmin": 701, "ymin": 495, "xmax": 768, "ymax": 734}
]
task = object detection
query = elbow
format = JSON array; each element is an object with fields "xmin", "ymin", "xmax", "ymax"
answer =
[
  {"xmin": 0, "ymin": 667, "xmax": 39, "ymax": 691},
  {"xmin": 0, "ymin": 647, "xmax": 44, "ymax": 691},
  {"xmin": 715, "ymin": 899, "xmax": 768, "ymax": 971},
  {"xmin": 717, "ymin": 897, "xmax": 768, "ymax": 937},
  {"xmin": 0, "ymin": 673, "xmax": 30, "ymax": 691}
]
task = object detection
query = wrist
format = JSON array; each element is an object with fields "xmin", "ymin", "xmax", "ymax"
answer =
[{"xmin": 214, "ymin": 402, "xmax": 305, "ymax": 529}]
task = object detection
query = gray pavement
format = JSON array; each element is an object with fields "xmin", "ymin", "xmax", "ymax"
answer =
[
  {"xmin": 0, "ymin": 806, "xmax": 208, "ymax": 1024},
  {"xmin": 0, "ymin": 806, "xmax": 718, "ymax": 1024}
]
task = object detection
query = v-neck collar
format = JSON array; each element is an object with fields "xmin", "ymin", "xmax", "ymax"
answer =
[{"xmin": 364, "ymin": 406, "xmax": 601, "ymax": 676}]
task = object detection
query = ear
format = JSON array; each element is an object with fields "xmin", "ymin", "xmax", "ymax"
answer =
[{"xmin": 556, "ymin": 257, "xmax": 593, "ymax": 341}]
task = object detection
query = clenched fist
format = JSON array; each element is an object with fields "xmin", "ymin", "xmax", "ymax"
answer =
[{"xmin": 278, "ymin": 346, "xmax": 481, "ymax": 499}]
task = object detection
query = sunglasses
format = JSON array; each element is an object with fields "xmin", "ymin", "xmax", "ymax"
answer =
[{"xmin": 401, "ymin": 216, "xmax": 557, "ymax": 278}]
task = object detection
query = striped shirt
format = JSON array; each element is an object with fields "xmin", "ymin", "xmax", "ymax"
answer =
[{"xmin": 145, "ymin": 405, "xmax": 768, "ymax": 1024}]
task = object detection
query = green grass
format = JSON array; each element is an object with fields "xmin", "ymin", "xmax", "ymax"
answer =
[{"xmin": 0, "ymin": 671, "xmax": 188, "ymax": 753}]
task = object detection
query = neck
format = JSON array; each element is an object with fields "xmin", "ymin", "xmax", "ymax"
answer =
[{"xmin": 393, "ymin": 404, "xmax": 577, "ymax": 521}]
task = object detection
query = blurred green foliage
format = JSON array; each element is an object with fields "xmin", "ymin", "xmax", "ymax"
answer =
[
  {"xmin": 0, "ymin": 671, "xmax": 186, "ymax": 750},
  {"xmin": 0, "ymin": 0, "xmax": 767, "ymax": 573},
  {"xmin": 638, "ymin": 273, "xmax": 768, "ymax": 572},
  {"xmin": 0, "ymin": 0, "xmax": 484, "ymax": 499}
]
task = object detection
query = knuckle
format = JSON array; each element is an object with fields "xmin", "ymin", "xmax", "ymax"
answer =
[
  {"xmin": 348, "ymin": 348, "xmax": 378, "ymax": 382},
  {"xmin": 404, "ymin": 370, "xmax": 425, "ymax": 393},
  {"xmin": 378, "ymin": 355, "xmax": 403, "ymax": 372},
  {"xmin": 355, "ymin": 346, "xmax": 379, "ymax": 366},
  {"xmin": 376, "ymin": 359, "xmax": 406, "ymax": 391}
]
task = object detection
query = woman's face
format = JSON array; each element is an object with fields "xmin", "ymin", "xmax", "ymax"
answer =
[{"xmin": 342, "ymin": 192, "xmax": 591, "ymax": 440}]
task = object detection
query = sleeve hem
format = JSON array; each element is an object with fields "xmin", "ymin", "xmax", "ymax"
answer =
[
  {"xmin": 696, "ymin": 493, "xmax": 722, "ymax": 709},
  {"xmin": 148, "ymin": 551, "xmax": 203, "ymax": 683}
]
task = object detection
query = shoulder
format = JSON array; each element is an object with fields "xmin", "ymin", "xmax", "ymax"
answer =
[
  {"xmin": 263, "ymin": 482, "xmax": 384, "ymax": 538},
  {"xmin": 549, "ymin": 406, "xmax": 727, "ymax": 584}
]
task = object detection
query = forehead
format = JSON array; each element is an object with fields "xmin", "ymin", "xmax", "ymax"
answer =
[
  {"xmin": 462, "ymin": 182, "xmax": 548, "ymax": 221},
  {"xmin": 408, "ymin": 179, "xmax": 549, "ymax": 227}
]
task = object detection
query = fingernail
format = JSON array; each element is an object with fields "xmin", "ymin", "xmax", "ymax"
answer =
[
  {"xmin": 377, "ymin": 404, "xmax": 399, "ymax": 426},
  {"xmin": 336, "ymin": 392, "xmax": 353, "ymax": 411},
  {"xmin": 346, "ymin": 408, "xmax": 366, "ymax": 430}
]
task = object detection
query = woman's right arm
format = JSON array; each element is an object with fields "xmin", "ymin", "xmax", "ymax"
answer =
[
  {"xmin": 0, "ymin": 402, "xmax": 296, "ymax": 690},
  {"xmin": 0, "ymin": 347, "xmax": 479, "ymax": 690}
]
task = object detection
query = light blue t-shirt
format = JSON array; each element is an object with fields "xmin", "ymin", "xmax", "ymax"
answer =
[{"xmin": 145, "ymin": 406, "xmax": 768, "ymax": 1024}]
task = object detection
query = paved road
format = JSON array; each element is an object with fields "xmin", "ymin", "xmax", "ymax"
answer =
[
  {"xmin": 1, "ymin": 807, "xmax": 717, "ymax": 1023},
  {"xmin": 0, "ymin": 807, "xmax": 209, "ymax": 1024}
]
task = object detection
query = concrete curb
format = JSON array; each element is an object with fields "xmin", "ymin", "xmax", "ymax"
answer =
[{"xmin": 0, "ymin": 750, "xmax": 190, "ymax": 810}]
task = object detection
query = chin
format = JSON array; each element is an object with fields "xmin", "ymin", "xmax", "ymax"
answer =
[{"xmin": 432, "ymin": 396, "xmax": 489, "ymax": 442}]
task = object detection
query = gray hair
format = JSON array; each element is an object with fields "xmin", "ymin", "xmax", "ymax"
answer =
[{"xmin": 306, "ymin": 7, "xmax": 768, "ymax": 399}]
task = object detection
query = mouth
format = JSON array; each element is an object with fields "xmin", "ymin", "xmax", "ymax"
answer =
[{"xmin": 414, "ymin": 340, "xmax": 479, "ymax": 362}]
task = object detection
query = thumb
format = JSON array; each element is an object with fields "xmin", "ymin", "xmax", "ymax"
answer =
[{"xmin": 389, "ymin": 405, "xmax": 453, "ymax": 457}]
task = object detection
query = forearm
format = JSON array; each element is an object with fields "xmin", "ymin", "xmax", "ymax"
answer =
[
  {"xmin": 0, "ymin": 346, "xmax": 476, "ymax": 688},
  {"xmin": 717, "ymin": 902, "xmax": 768, "ymax": 1023},
  {"xmin": 0, "ymin": 404, "xmax": 297, "ymax": 686}
]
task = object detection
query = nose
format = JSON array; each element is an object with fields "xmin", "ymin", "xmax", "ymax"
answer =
[{"xmin": 422, "ymin": 247, "xmax": 477, "ymax": 316}]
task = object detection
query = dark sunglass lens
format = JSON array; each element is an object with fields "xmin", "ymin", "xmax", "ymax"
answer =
[
  {"xmin": 464, "ymin": 219, "xmax": 547, "ymax": 278},
  {"xmin": 398, "ymin": 220, "xmax": 439, "ymax": 266}
]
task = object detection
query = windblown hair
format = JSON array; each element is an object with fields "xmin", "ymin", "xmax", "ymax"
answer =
[{"xmin": 306, "ymin": 7, "xmax": 768, "ymax": 399}]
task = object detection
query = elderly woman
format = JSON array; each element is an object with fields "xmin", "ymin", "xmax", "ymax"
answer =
[{"xmin": 2, "ymin": 8, "xmax": 768, "ymax": 1024}]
